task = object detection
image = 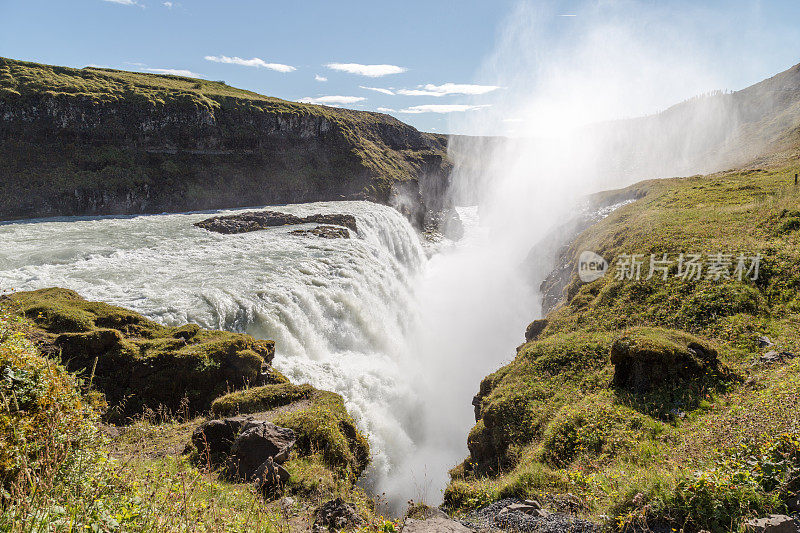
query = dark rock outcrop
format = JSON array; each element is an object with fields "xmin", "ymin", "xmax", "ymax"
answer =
[
  {"xmin": 312, "ymin": 498, "xmax": 363, "ymax": 533},
  {"xmin": 226, "ymin": 420, "xmax": 295, "ymax": 480},
  {"xmin": 610, "ymin": 327, "xmax": 721, "ymax": 394},
  {"xmin": 524, "ymin": 319, "xmax": 548, "ymax": 342},
  {"xmin": 290, "ymin": 225, "xmax": 350, "ymax": 239},
  {"xmin": 191, "ymin": 418, "xmax": 241, "ymax": 466},
  {"xmin": 194, "ymin": 209, "xmax": 357, "ymax": 235}
]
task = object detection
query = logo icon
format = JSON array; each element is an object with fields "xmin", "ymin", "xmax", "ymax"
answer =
[{"xmin": 578, "ymin": 251, "xmax": 608, "ymax": 282}]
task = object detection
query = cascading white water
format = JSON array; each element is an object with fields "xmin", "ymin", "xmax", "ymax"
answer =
[
  {"xmin": 0, "ymin": 201, "xmax": 450, "ymax": 505},
  {"xmin": 0, "ymin": 199, "xmax": 540, "ymax": 512}
]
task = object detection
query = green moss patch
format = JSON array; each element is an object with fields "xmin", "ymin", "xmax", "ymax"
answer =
[
  {"xmin": 6, "ymin": 288, "xmax": 275, "ymax": 421},
  {"xmin": 211, "ymin": 385, "xmax": 370, "ymax": 479}
]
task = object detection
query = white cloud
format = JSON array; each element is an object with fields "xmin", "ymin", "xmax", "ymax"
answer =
[
  {"xmin": 326, "ymin": 63, "xmax": 406, "ymax": 77},
  {"xmin": 163, "ymin": 1, "xmax": 173, "ymax": 7},
  {"xmin": 376, "ymin": 107, "xmax": 396, "ymax": 113},
  {"xmin": 360, "ymin": 86, "xmax": 395, "ymax": 95},
  {"xmin": 315, "ymin": 74, "xmax": 327, "ymax": 82},
  {"xmin": 503, "ymin": 118, "xmax": 524, "ymax": 123},
  {"xmin": 297, "ymin": 95, "xmax": 366, "ymax": 105},
  {"xmin": 145, "ymin": 68, "xmax": 201, "ymax": 77},
  {"xmin": 397, "ymin": 104, "xmax": 490, "ymax": 114},
  {"xmin": 204, "ymin": 55, "xmax": 296, "ymax": 73},
  {"xmin": 102, "ymin": 0, "xmax": 138, "ymax": 5},
  {"xmin": 397, "ymin": 83, "xmax": 501, "ymax": 97}
]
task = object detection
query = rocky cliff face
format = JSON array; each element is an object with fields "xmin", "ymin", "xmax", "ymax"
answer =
[{"xmin": 0, "ymin": 57, "xmax": 453, "ymax": 225}]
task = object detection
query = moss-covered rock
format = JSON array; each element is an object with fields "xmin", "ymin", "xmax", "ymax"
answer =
[
  {"xmin": 467, "ymin": 332, "xmax": 612, "ymax": 474},
  {"xmin": 211, "ymin": 383, "xmax": 314, "ymax": 417},
  {"xmin": 610, "ymin": 327, "xmax": 722, "ymax": 393},
  {"xmin": 6, "ymin": 288, "xmax": 275, "ymax": 421},
  {"xmin": 210, "ymin": 385, "xmax": 370, "ymax": 479}
]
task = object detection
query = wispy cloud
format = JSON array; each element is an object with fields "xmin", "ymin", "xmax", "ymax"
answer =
[
  {"xmin": 315, "ymin": 74, "xmax": 327, "ymax": 82},
  {"xmin": 360, "ymin": 86, "xmax": 395, "ymax": 95},
  {"xmin": 397, "ymin": 104, "xmax": 490, "ymax": 114},
  {"xmin": 397, "ymin": 83, "xmax": 501, "ymax": 97},
  {"xmin": 145, "ymin": 68, "xmax": 201, "ymax": 77},
  {"xmin": 102, "ymin": 0, "xmax": 139, "ymax": 5},
  {"xmin": 204, "ymin": 55, "xmax": 296, "ymax": 73},
  {"xmin": 376, "ymin": 107, "xmax": 396, "ymax": 113},
  {"xmin": 163, "ymin": 1, "xmax": 173, "ymax": 7},
  {"xmin": 326, "ymin": 63, "xmax": 406, "ymax": 77},
  {"xmin": 298, "ymin": 95, "xmax": 366, "ymax": 105},
  {"xmin": 559, "ymin": 14, "xmax": 577, "ymax": 16}
]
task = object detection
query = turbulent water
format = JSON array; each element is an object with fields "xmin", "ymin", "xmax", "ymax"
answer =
[{"xmin": 0, "ymin": 200, "xmax": 534, "ymax": 510}]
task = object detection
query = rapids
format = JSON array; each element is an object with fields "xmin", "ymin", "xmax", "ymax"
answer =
[{"xmin": 0, "ymin": 200, "xmax": 533, "ymax": 511}]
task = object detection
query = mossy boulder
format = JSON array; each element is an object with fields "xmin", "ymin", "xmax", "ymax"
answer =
[
  {"xmin": 610, "ymin": 327, "xmax": 721, "ymax": 394},
  {"xmin": 209, "ymin": 384, "xmax": 370, "ymax": 479},
  {"xmin": 211, "ymin": 383, "xmax": 314, "ymax": 417},
  {"xmin": 6, "ymin": 288, "xmax": 275, "ymax": 421}
]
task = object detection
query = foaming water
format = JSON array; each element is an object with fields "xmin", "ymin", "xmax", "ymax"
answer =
[
  {"xmin": 0, "ymin": 201, "xmax": 537, "ymax": 511},
  {"xmin": 0, "ymin": 201, "xmax": 432, "ymax": 501}
]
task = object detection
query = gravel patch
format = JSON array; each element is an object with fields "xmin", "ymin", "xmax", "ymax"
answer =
[{"xmin": 460, "ymin": 498, "xmax": 601, "ymax": 533}]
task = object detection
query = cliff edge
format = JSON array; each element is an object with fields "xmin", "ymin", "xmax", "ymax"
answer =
[{"xmin": 0, "ymin": 57, "xmax": 452, "ymax": 225}]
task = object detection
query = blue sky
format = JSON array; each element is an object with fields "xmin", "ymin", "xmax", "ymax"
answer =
[{"xmin": 2, "ymin": 0, "xmax": 800, "ymax": 134}]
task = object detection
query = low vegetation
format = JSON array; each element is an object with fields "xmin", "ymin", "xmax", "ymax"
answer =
[
  {"xmin": 0, "ymin": 293, "xmax": 386, "ymax": 531},
  {"xmin": 6, "ymin": 287, "xmax": 275, "ymax": 421},
  {"xmin": 446, "ymin": 164, "xmax": 800, "ymax": 532}
]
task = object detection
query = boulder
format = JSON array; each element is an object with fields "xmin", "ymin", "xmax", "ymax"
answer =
[
  {"xmin": 312, "ymin": 498, "xmax": 363, "ymax": 532},
  {"xmin": 759, "ymin": 351, "xmax": 796, "ymax": 364},
  {"xmin": 757, "ymin": 336, "xmax": 774, "ymax": 348},
  {"xmin": 253, "ymin": 456, "xmax": 291, "ymax": 496},
  {"xmin": 743, "ymin": 515, "xmax": 796, "ymax": 533},
  {"xmin": 191, "ymin": 417, "xmax": 243, "ymax": 467},
  {"xmin": 610, "ymin": 327, "xmax": 720, "ymax": 393},
  {"xmin": 195, "ymin": 210, "xmax": 357, "ymax": 234},
  {"xmin": 290, "ymin": 225, "xmax": 350, "ymax": 239},
  {"xmin": 226, "ymin": 420, "xmax": 296, "ymax": 480},
  {"xmin": 191, "ymin": 416, "xmax": 296, "ymax": 481},
  {"xmin": 525, "ymin": 319, "xmax": 548, "ymax": 342}
]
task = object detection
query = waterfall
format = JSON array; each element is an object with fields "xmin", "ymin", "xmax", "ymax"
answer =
[{"xmin": 0, "ymin": 202, "xmax": 428, "ymax": 501}]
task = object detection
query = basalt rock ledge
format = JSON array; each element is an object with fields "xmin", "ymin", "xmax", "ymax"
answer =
[{"xmin": 0, "ymin": 57, "xmax": 454, "ymax": 228}]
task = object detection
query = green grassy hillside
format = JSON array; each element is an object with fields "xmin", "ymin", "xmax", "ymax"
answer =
[{"xmin": 446, "ymin": 162, "xmax": 800, "ymax": 532}]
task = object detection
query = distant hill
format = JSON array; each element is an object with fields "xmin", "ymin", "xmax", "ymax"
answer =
[
  {"xmin": 449, "ymin": 62, "xmax": 800, "ymax": 204},
  {"xmin": 588, "ymin": 61, "xmax": 800, "ymax": 183},
  {"xmin": 0, "ymin": 57, "xmax": 452, "ymax": 224}
]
